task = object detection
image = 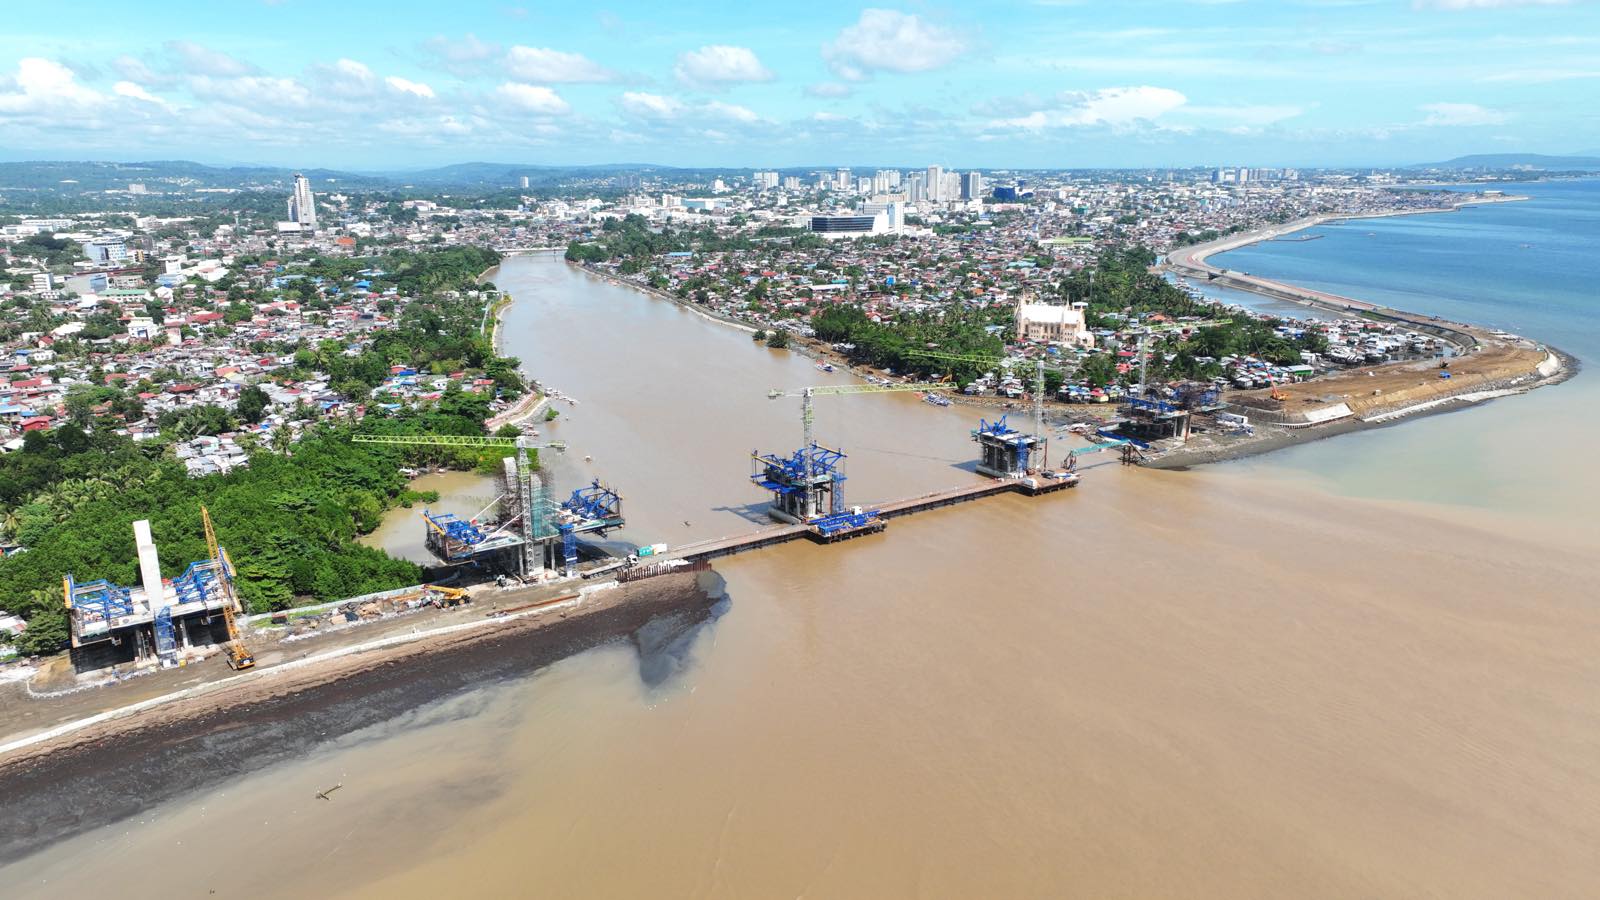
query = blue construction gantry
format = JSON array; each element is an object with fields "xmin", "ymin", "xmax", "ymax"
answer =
[
  {"xmin": 64, "ymin": 555, "xmax": 233, "ymax": 658},
  {"xmin": 421, "ymin": 509, "xmax": 534, "ymax": 566},
  {"xmin": 63, "ymin": 575, "xmax": 135, "ymax": 623},
  {"xmin": 561, "ymin": 480, "xmax": 624, "ymax": 531},
  {"xmin": 750, "ymin": 443, "xmax": 886, "ymax": 540},
  {"xmin": 972, "ymin": 415, "xmax": 1044, "ymax": 478},
  {"xmin": 555, "ymin": 480, "xmax": 626, "ymax": 573},
  {"xmin": 751, "ymin": 443, "xmax": 848, "ymax": 523},
  {"xmin": 171, "ymin": 559, "xmax": 223, "ymax": 606},
  {"xmin": 422, "ymin": 478, "xmax": 626, "ymax": 575}
]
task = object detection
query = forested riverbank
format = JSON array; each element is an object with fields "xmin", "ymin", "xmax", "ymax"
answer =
[{"xmin": 0, "ymin": 247, "xmax": 531, "ymax": 655}]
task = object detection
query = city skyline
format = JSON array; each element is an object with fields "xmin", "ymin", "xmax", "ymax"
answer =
[{"xmin": 2, "ymin": 1, "xmax": 1598, "ymax": 170}]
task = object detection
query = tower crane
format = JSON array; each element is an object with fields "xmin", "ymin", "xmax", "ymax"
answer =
[
  {"xmin": 765, "ymin": 382, "xmax": 950, "ymax": 520},
  {"xmin": 906, "ymin": 349, "xmax": 1054, "ymax": 451},
  {"xmin": 352, "ymin": 433, "xmax": 567, "ymax": 577},
  {"xmin": 199, "ymin": 506, "xmax": 254, "ymax": 671}
]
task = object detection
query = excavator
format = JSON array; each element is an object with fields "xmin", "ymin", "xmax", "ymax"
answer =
[{"xmin": 200, "ymin": 506, "xmax": 255, "ymax": 670}]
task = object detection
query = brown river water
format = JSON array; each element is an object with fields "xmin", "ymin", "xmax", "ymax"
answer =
[{"xmin": 6, "ymin": 255, "xmax": 1598, "ymax": 898}]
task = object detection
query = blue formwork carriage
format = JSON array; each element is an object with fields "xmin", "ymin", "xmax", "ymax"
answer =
[
  {"xmin": 751, "ymin": 443, "xmax": 848, "ymax": 522},
  {"xmin": 171, "ymin": 559, "xmax": 222, "ymax": 607},
  {"xmin": 64, "ymin": 576, "xmax": 135, "ymax": 622},
  {"xmin": 561, "ymin": 480, "xmax": 624, "ymax": 532},
  {"xmin": 422, "ymin": 510, "xmax": 489, "ymax": 562},
  {"xmin": 972, "ymin": 415, "xmax": 1042, "ymax": 478}
]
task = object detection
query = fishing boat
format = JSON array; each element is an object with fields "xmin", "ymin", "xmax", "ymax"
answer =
[{"xmin": 815, "ymin": 362, "xmax": 836, "ymax": 373}]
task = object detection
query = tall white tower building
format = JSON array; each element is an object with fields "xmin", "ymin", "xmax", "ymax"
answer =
[
  {"xmin": 288, "ymin": 174, "xmax": 318, "ymax": 229},
  {"xmin": 926, "ymin": 165, "xmax": 944, "ymax": 203}
]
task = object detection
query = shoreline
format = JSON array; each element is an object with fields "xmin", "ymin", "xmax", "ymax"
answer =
[
  {"xmin": 563, "ymin": 211, "xmax": 1571, "ymax": 469},
  {"xmin": 0, "ymin": 571, "xmax": 723, "ymax": 863},
  {"xmin": 1153, "ymin": 193, "xmax": 1576, "ymax": 466},
  {"xmin": 1145, "ymin": 345, "xmax": 1580, "ymax": 469},
  {"xmin": 480, "ymin": 277, "xmax": 548, "ymax": 430},
  {"xmin": 573, "ymin": 260, "xmax": 760, "ymax": 334},
  {"xmin": 1166, "ymin": 194, "xmax": 1529, "ymax": 329}
]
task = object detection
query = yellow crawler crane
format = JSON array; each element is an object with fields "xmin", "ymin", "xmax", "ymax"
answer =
[{"xmin": 200, "ymin": 506, "xmax": 255, "ymax": 670}]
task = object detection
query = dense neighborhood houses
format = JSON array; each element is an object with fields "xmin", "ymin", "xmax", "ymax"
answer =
[{"xmin": 0, "ymin": 164, "xmax": 1493, "ymax": 464}]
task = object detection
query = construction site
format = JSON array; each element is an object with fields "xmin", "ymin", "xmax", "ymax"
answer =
[{"xmin": 55, "ymin": 376, "xmax": 1087, "ymax": 676}]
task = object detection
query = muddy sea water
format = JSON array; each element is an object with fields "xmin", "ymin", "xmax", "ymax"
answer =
[
  {"xmin": 1214, "ymin": 178, "xmax": 1600, "ymax": 534},
  {"xmin": 4, "ymin": 188, "xmax": 1599, "ymax": 898}
]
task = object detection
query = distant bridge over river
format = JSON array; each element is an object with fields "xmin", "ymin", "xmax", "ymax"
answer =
[{"xmin": 494, "ymin": 246, "xmax": 566, "ymax": 254}]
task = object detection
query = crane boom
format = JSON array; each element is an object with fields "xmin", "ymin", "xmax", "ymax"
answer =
[
  {"xmin": 765, "ymin": 382, "xmax": 949, "ymax": 400},
  {"xmin": 200, "ymin": 506, "xmax": 254, "ymax": 670},
  {"xmin": 351, "ymin": 434, "xmax": 567, "ymax": 452},
  {"xmin": 906, "ymin": 349, "xmax": 1052, "ymax": 469},
  {"xmin": 767, "ymin": 382, "xmax": 950, "ymax": 519}
]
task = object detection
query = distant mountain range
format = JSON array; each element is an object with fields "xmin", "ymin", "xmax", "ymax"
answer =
[
  {"xmin": 1410, "ymin": 153, "xmax": 1600, "ymax": 171},
  {"xmin": 0, "ymin": 159, "xmax": 688, "ymax": 194},
  {"xmin": 0, "ymin": 160, "xmax": 392, "ymax": 192}
]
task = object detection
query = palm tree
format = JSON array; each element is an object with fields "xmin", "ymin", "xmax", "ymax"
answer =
[{"xmin": 270, "ymin": 426, "xmax": 294, "ymax": 457}]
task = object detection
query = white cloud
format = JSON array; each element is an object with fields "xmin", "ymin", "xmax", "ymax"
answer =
[
  {"xmin": 309, "ymin": 58, "xmax": 379, "ymax": 98},
  {"xmin": 0, "ymin": 58, "xmax": 106, "ymax": 113},
  {"xmin": 386, "ymin": 76, "xmax": 436, "ymax": 99},
  {"xmin": 112, "ymin": 81, "xmax": 166, "ymax": 105},
  {"xmin": 673, "ymin": 45, "xmax": 773, "ymax": 87},
  {"xmin": 164, "ymin": 40, "xmax": 257, "ymax": 77},
  {"xmin": 703, "ymin": 100, "xmax": 760, "ymax": 123},
  {"xmin": 189, "ymin": 74, "xmax": 312, "ymax": 108},
  {"xmin": 505, "ymin": 46, "xmax": 618, "ymax": 83},
  {"xmin": 824, "ymin": 9, "xmax": 968, "ymax": 80},
  {"xmin": 110, "ymin": 55, "xmax": 170, "ymax": 86},
  {"xmin": 615, "ymin": 92, "xmax": 766, "ymax": 128},
  {"xmin": 992, "ymin": 86, "xmax": 1188, "ymax": 130},
  {"xmin": 495, "ymin": 82, "xmax": 571, "ymax": 115},
  {"xmin": 1419, "ymin": 102, "xmax": 1508, "ymax": 125},
  {"xmin": 377, "ymin": 115, "xmax": 475, "ymax": 138},
  {"xmin": 618, "ymin": 91, "xmax": 685, "ymax": 119}
]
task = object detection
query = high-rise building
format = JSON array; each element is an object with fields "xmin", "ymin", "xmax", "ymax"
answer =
[
  {"xmin": 925, "ymin": 165, "xmax": 944, "ymax": 203},
  {"xmin": 287, "ymin": 174, "xmax": 317, "ymax": 230},
  {"xmin": 906, "ymin": 172, "xmax": 927, "ymax": 202},
  {"xmin": 960, "ymin": 171, "xmax": 985, "ymax": 201},
  {"xmin": 520, "ymin": 175, "xmax": 531, "ymax": 189},
  {"xmin": 834, "ymin": 168, "xmax": 852, "ymax": 191}
]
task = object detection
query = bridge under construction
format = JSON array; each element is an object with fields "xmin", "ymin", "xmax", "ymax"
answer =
[
  {"xmin": 382, "ymin": 383, "xmax": 1084, "ymax": 581},
  {"xmin": 51, "ymin": 384, "xmax": 1084, "ymax": 675}
]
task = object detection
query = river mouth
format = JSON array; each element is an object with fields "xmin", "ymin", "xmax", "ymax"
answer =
[{"xmin": 8, "ymin": 249, "xmax": 1600, "ymax": 899}]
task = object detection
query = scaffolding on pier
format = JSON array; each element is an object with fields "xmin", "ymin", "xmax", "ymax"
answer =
[{"xmin": 972, "ymin": 415, "xmax": 1045, "ymax": 478}]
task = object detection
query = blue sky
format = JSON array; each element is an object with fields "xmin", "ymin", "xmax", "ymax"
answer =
[{"xmin": 1, "ymin": 0, "xmax": 1597, "ymax": 170}]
